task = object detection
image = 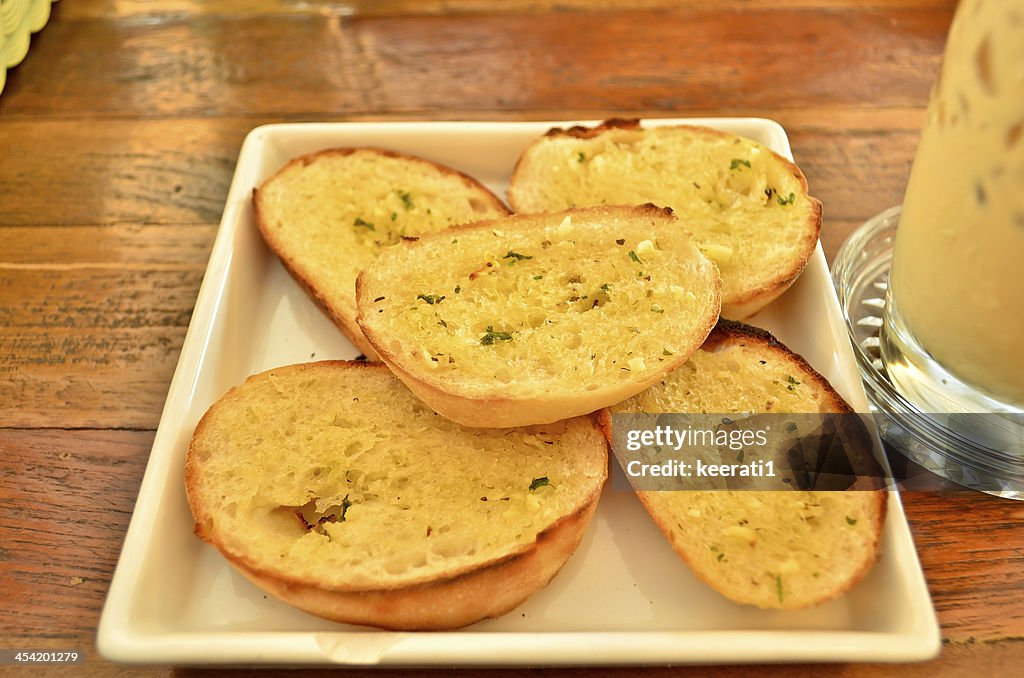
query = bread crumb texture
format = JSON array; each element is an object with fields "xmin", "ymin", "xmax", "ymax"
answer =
[
  {"xmin": 187, "ymin": 363, "xmax": 607, "ymax": 590},
  {"xmin": 510, "ymin": 124, "xmax": 819, "ymax": 311},
  {"xmin": 612, "ymin": 331, "xmax": 841, "ymax": 415},
  {"xmin": 357, "ymin": 206, "xmax": 720, "ymax": 399},
  {"xmin": 610, "ymin": 322, "xmax": 883, "ymax": 609}
]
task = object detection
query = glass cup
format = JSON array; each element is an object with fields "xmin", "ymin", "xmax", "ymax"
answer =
[{"xmin": 880, "ymin": 0, "xmax": 1024, "ymax": 416}]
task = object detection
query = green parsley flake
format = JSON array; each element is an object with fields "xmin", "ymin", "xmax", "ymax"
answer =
[
  {"xmin": 777, "ymin": 192, "xmax": 796, "ymax": 206},
  {"xmin": 480, "ymin": 326, "xmax": 513, "ymax": 345},
  {"xmin": 846, "ymin": 516, "xmax": 858, "ymax": 526},
  {"xmin": 503, "ymin": 250, "xmax": 534, "ymax": 263},
  {"xmin": 730, "ymin": 158, "xmax": 751, "ymax": 170},
  {"xmin": 628, "ymin": 250, "xmax": 643, "ymax": 264},
  {"xmin": 398, "ymin": 191, "xmax": 414, "ymax": 209},
  {"xmin": 390, "ymin": 212, "xmax": 398, "ymax": 221},
  {"xmin": 416, "ymin": 294, "xmax": 444, "ymax": 305},
  {"xmin": 651, "ymin": 304, "xmax": 664, "ymax": 314},
  {"xmin": 529, "ymin": 476, "xmax": 550, "ymax": 491},
  {"xmin": 776, "ymin": 575, "xmax": 784, "ymax": 603},
  {"xmin": 577, "ymin": 152, "xmax": 586, "ymax": 163},
  {"xmin": 353, "ymin": 217, "xmax": 375, "ymax": 231}
]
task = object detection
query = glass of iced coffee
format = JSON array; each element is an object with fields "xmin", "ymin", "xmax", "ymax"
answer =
[
  {"xmin": 833, "ymin": 0, "xmax": 1024, "ymax": 497},
  {"xmin": 882, "ymin": 0, "xmax": 1024, "ymax": 415}
]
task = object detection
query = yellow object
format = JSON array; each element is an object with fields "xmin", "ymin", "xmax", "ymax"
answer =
[{"xmin": 1, "ymin": 0, "xmax": 58, "ymax": 96}]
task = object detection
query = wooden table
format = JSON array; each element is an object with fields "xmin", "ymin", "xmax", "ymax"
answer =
[{"xmin": 1, "ymin": 1, "xmax": 1021, "ymax": 675}]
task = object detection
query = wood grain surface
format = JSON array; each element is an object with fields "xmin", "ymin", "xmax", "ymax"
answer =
[{"xmin": 2, "ymin": 0, "xmax": 1021, "ymax": 675}]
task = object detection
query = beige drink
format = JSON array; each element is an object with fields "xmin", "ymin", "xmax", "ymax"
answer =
[{"xmin": 883, "ymin": 0, "xmax": 1024, "ymax": 411}]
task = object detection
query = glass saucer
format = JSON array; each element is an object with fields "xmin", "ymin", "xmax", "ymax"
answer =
[{"xmin": 832, "ymin": 206, "xmax": 1024, "ymax": 499}]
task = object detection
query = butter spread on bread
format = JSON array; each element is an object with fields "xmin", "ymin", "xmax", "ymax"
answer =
[
  {"xmin": 254, "ymin": 148, "xmax": 509, "ymax": 358},
  {"xmin": 356, "ymin": 204, "xmax": 721, "ymax": 427},
  {"xmin": 509, "ymin": 120, "xmax": 821, "ymax": 319},
  {"xmin": 602, "ymin": 321, "xmax": 886, "ymax": 609}
]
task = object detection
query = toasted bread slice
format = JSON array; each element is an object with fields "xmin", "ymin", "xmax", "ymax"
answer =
[
  {"xmin": 185, "ymin": 361, "xmax": 608, "ymax": 630},
  {"xmin": 508, "ymin": 120, "xmax": 822, "ymax": 319},
  {"xmin": 601, "ymin": 320, "xmax": 886, "ymax": 609},
  {"xmin": 254, "ymin": 148, "xmax": 509, "ymax": 358},
  {"xmin": 355, "ymin": 205, "xmax": 722, "ymax": 428}
]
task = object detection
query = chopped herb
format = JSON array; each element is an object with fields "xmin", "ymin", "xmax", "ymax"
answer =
[
  {"xmin": 577, "ymin": 151, "xmax": 586, "ymax": 163},
  {"xmin": 775, "ymin": 575, "xmax": 784, "ymax": 603},
  {"xmin": 390, "ymin": 212, "xmax": 398, "ymax": 221},
  {"xmin": 353, "ymin": 217, "xmax": 375, "ymax": 231},
  {"xmin": 417, "ymin": 294, "xmax": 444, "ymax": 305},
  {"xmin": 533, "ymin": 275, "xmax": 544, "ymax": 280},
  {"xmin": 759, "ymin": 360, "xmax": 767, "ymax": 365},
  {"xmin": 529, "ymin": 476, "xmax": 550, "ymax": 491},
  {"xmin": 730, "ymin": 158, "xmax": 751, "ymax": 170},
  {"xmin": 651, "ymin": 304, "xmax": 664, "ymax": 314},
  {"xmin": 717, "ymin": 552, "xmax": 726, "ymax": 562},
  {"xmin": 373, "ymin": 296, "xmax": 386, "ymax": 302},
  {"xmin": 615, "ymin": 238, "xmax": 625, "ymax": 245},
  {"xmin": 786, "ymin": 375, "xmax": 801, "ymax": 391},
  {"xmin": 663, "ymin": 348, "xmax": 674, "ymax": 356},
  {"xmin": 600, "ymin": 283, "xmax": 611, "ymax": 292},
  {"xmin": 628, "ymin": 250, "xmax": 643, "ymax": 264},
  {"xmin": 503, "ymin": 250, "xmax": 534, "ymax": 263},
  {"xmin": 451, "ymin": 238, "xmax": 458, "ymax": 244},
  {"xmin": 709, "ymin": 545, "xmax": 719, "ymax": 552},
  {"xmin": 398, "ymin": 191, "xmax": 414, "ymax": 209},
  {"xmin": 846, "ymin": 516, "xmax": 858, "ymax": 526},
  {"xmin": 339, "ymin": 495, "xmax": 352, "ymax": 522},
  {"xmin": 785, "ymin": 422, "xmax": 798, "ymax": 433},
  {"xmin": 777, "ymin": 192, "xmax": 796, "ymax": 206},
  {"xmin": 437, "ymin": 319, "xmax": 448, "ymax": 328},
  {"xmin": 480, "ymin": 325, "xmax": 513, "ymax": 345},
  {"xmin": 454, "ymin": 285, "xmax": 461, "ymax": 294}
]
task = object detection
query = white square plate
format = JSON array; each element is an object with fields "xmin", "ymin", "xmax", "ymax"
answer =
[{"xmin": 97, "ymin": 119, "xmax": 940, "ymax": 666}]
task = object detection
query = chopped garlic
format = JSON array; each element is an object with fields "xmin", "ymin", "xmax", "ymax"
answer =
[
  {"xmin": 557, "ymin": 215, "xmax": 573, "ymax": 236},
  {"xmin": 779, "ymin": 558, "xmax": 800, "ymax": 574},
  {"xmin": 636, "ymin": 239, "xmax": 658, "ymax": 258},
  {"xmin": 627, "ymin": 357, "xmax": 647, "ymax": 372},
  {"xmin": 724, "ymin": 525, "xmax": 758, "ymax": 545},
  {"xmin": 697, "ymin": 242, "xmax": 734, "ymax": 264}
]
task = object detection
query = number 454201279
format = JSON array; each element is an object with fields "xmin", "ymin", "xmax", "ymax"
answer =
[{"xmin": 1, "ymin": 650, "xmax": 82, "ymax": 664}]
